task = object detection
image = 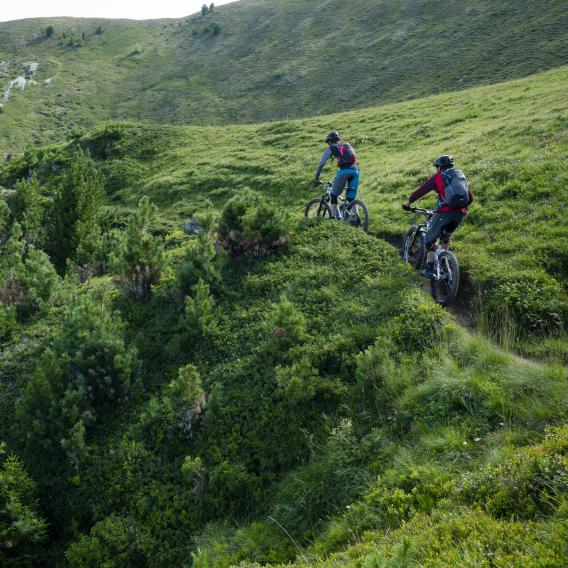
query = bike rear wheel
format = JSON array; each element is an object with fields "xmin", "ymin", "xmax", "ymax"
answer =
[
  {"xmin": 431, "ymin": 250, "xmax": 460, "ymax": 306},
  {"xmin": 345, "ymin": 199, "xmax": 369, "ymax": 232},
  {"xmin": 401, "ymin": 226, "xmax": 426, "ymax": 269},
  {"xmin": 304, "ymin": 198, "xmax": 332, "ymax": 219}
]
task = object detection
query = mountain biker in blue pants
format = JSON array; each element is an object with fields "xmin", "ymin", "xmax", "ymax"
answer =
[{"xmin": 312, "ymin": 131, "xmax": 360, "ymax": 219}]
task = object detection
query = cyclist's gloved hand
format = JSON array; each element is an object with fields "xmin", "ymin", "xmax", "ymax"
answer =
[
  {"xmin": 402, "ymin": 203, "xmax": 411, "ymax": 211},
  {"xmin": 312, "ymin": 178, "xmax": 320, "ymax": 188}
]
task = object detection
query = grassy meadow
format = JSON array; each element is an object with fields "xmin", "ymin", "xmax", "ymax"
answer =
[
  {"xmin": 1, "ymin": 0, "xmax": 567, "ymax": 154},
  {"xmin": 4, "ymin": 64, "xmax": 567, "ymax": 353}
]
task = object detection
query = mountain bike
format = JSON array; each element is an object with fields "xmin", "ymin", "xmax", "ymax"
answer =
[
  {"xmin": 304, "ymin": 180, "xmax": 369, "ymax": 232},
  {"xmin": 401, "ymin": 205, "xmax": 460, "ymax": 306}
]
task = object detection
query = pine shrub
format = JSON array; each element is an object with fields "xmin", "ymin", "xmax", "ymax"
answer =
[
  {"xmin": 110, "ymin": 196, "xmax": 165, "ymax": 300},
  {"xmin": 0, "ymin": 451, "xmax": 47, "ymax": 567},
  {"xmin": 217, "ymin": 191, "xmax": 290, "ymax": 256}
]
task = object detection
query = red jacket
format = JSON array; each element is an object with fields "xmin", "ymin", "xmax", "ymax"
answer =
[{"xmin": 409, "ymin": 171, "xmax": 473, "ymax": 214}]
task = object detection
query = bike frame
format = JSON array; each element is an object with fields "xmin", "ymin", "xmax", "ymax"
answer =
[
  {"xmin": 318, "ymin": 181, "xmax": 349, "ymax": 220},
  {"xmin": 405, "ymin": 207, "xmax": 451, "ymax": 281}
]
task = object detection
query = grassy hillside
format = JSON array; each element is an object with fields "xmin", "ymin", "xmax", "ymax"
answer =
[
  {"xmin": 0, "ymin": 68, "xmax": 567, "ymax": 565},
  {"xmin": 4, "ymin": 65, "xmax": 566, "ymax": 354},
  {"xmin": 1, "ymin": 0, "xmax": 568, "ymax": 155}
]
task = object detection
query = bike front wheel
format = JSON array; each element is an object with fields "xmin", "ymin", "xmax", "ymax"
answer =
[
  {"xmin": 304, "ymin": 198, "xmax": 333, "ymax": 219},
  {"xmin": 431, "ymin": 250, "xmax": 460, "ymax": 306},
  {"xmin": 345, "ymin": 199, "xmax": 369, "ymax": 232},
  {"xmin": 401, "ymin": 226, "xmax": 426, "ymax": 269}
]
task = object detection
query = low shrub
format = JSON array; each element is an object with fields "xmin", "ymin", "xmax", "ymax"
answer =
[
  {"xmin": 217, "ymin": 190, "xmax": 290, "ymax": 255},
  {"xmin": 329, "ymin": 506, "xmax": 568, "ymax": 568},
  {"xmin": 458, "ymin": 425, "xmax": 568, "ymax": 519},
  {"xmin": 388, "ymin": 291, "xmax": 450, "ymax": 352},
  {"xmin": 109, "ymin": 196, "xmax": 165, "ymax": 300},
  {"xmin": 65, "ymin": 514, "xmax": 145, "ymax": 567},
  {"xmin": 487, "ymin": 271, "xmax": 567, "ymax": 334},
  {"xmin": 176, "ymin": 232, "xmax": 223, "ymax": 297},
  {"xmin": 192, "ymin": 521, "xmax": 295, "ymax": 567},
  {"xmin": 0, "ymin": 223, "xmax": 60, "ymax": 317},
  {"xmin": 0, "ymin": 451, "xmax": 47, "ymax": 567}
]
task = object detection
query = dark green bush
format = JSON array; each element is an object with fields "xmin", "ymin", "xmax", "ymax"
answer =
[
  {"xmin": 0, "ymin": 223, "xmax": 60, "ymax": 316},
  {"xmin": 0, "ymin": 450, "xmax": 47, "ymax": 568},
  {"xmin": 488, "ymin": 272, "xmax": 567, "ymax": 334},
  {"xmin": 217, "ymin": 190, "xmax": 290, "ymax": 255},
  {"xmin": 109, "ymin": 196, "xmax": 165, "ymax": 300},
  {"xmin": 176, "ymin": 232, "xmax": 223, "ymax": 297},
  {"xmin": 45, "ymin": 149, "xmax": 105, "ymax": 271},
  {"xmin": 81, "ymin": 123, "xmax": 126, "ymax": 160},
  {"xmin": 65, "ymin": 514, "xmax": 145, "ymax": 567},
  {"xmin": 17, "ymin": 288, "xmax": 139, "ymax": 467}
]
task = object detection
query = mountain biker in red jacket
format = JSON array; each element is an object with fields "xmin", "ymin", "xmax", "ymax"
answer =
[
  {"xmin": 404, "ymin": 155, "xmax": 473, "ymax": 278},
  {"xmin": 312, "ymin": 131, "xmax": 360, "ymax": 219}
]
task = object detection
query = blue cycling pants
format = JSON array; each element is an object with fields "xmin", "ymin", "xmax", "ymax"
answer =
[{"xmin": 331, "ymin": 167, "xmax": 360, "ymax": 203}]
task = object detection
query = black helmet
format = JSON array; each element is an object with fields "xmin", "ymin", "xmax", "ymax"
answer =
[
  {"xmin": 433, "ymin": 155, "xmax": 454, "ymax": 168},
  {"xmin": 325, "ymin": 131, "xmax": 341, "ymax": 144}
]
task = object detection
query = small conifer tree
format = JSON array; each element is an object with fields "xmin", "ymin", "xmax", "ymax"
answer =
[
  {"xmin": 0, "ymin": 222, "xmax": 59, "ymax": 313},
  {"xmin": 0, "ymin": 200, "xmax": 10, "ymax": 243},
  {"xmin": 183, "ymin": 279, "xmax": 217, "ymax": 346},
  {"xmin": 45, "ymin": 149, "xmax": 104, "ymax": 271},
  {"xmin": 110, "ymin": 196, "xmax": 165, "ymax": 300},
  {"xmin": 269, "ymin": 294, "xmax": 306, "ymax": 354},
  {"xmin": 177, "ymin": 232, "xmax": 222, "ymax": 297},
  {"xmin": 167, "ymin": 364, "xmax": 206, "ymax": 436},
  {"xmin": 8, "ymin": 177, "xmax": 45, "ymax": 246},
  {"xmin": 0, "ymin": 451, "xmax": 47, "ymax": 564},
  {"xmin": 17, "ymin": 289, "xmax": 139, "ymax": 466}
]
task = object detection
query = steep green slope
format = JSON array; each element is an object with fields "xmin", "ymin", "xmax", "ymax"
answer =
[
  {"xmin": 5, "ymin": 65, "xmax": 567, "ymax": 352},
  {"xmin": 1, "ymin": 0, "xmax": 568, "ymax": 155}
]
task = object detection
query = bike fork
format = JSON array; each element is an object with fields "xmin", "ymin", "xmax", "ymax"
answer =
[{"xmin": 432, "ymin": 248, "xmax": 441, "ymax": 280}]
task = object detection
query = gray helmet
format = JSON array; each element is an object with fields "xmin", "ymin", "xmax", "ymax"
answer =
[
  {"xmin": 325, "ymin": 131, "xmax": 341, "ymax": 144},
  {"xmin": 433, "ymin": 155, "xmax": 454, "ymax": 168}
]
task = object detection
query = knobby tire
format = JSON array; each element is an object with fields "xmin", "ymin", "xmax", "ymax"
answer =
[
  {"xmin": 345, "ymin": 199, "xmax": 369, "ymax": 233},
  {"xmin": 304, "ymin": 198, "xmax": 332, "ymax": 219},
  {"xmin": 431, "ymin": 250, "xmax": 460, "ymax": 306},
  {"xmin": 401, "ymin": 226, "xmax": 426, "ymax": 269}
]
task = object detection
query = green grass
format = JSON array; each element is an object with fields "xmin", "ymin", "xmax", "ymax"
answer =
[
  {"xmin": 1, "ymin": 0, "xmax": 568, "ymax": 155},
  {"xmin": 1, "ymin": 64, "xmax": 567, "ymax": 567},
  {"xmin": 5, "ymin": 64, "xmax": 567, "ymax": 350}
]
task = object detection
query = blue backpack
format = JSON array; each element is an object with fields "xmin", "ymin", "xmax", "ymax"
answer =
[{"xmin": 441, "ymin": 168, "xmax": 469, "ymax": 208}]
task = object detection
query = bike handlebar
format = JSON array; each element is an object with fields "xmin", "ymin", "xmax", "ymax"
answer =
[{"xmin": 402, "ymin": 204, "xmax": 434, "ymax": 215}]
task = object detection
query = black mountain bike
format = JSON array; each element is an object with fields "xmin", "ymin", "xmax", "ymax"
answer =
[
  {"xmin": 304, "ymin": 180, "xmax": 369, "ymax": 232},
  {"xmin": 401, "ymin": 206, "xmax": 460, "ymax": 306}
]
